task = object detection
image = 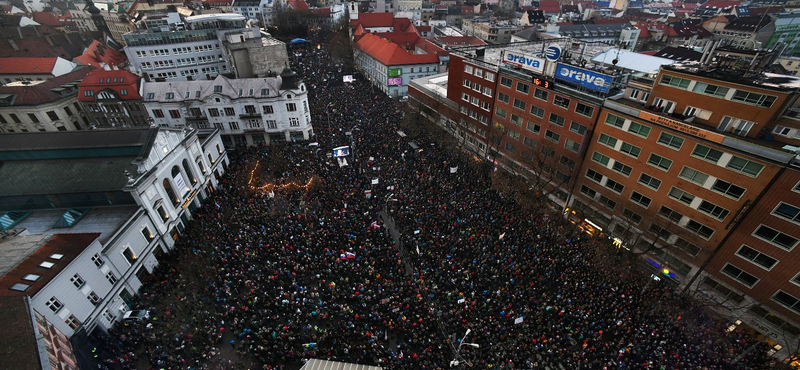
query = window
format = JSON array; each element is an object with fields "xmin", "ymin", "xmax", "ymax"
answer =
[
  {"xmin": 507, "ymin": 129, "xmax": 520, "ymax": 140},
  {"xmin": 721, "ymin": 263, "xmax": 759, "ymax": 287},
  {"xmin": 483, "ymin": 86, "xmax": 492, "ymax": 96},
  {"xmin": 553, "ymin": 95, "xmax": 570, "ymax": 108},
  {"xmin": 46, "ymin": 297, "xmax": 63, "ymax": 313},
  {"xmin": 605, "ymin": 178, "xmax": 624, "ymax": 193},
  {"xmin": 84, "ymin": 90, "xmax": 94, "ymax": 97},
  {"xmin": 152, "ymin": 109, "xmax": 165, "ymax": 118},
  {"xmin": 526, "ymin": 122, "xmax": 540, "ymax": 134},
  {"xmin": 675, "ymin": 237, "xmax": 701, "ymax": 256},
  {"xmin": 495, "ymin": 107, "xmax": 507, "ymax": 118},
  {"xmin": 658, "ymin": 132, "xmax": 684, "ymax": 149},
  {"xmin": 230, "ymin": 121, "xmax": 241, "ymax": 130},
  {"xmin": 224, "ymin": 107, "xmax": 236, "ymax": 116},
  {"xmin": 638, "ymin": 173, "xmax": 662, "ymax": 190},
  {"xmin": 754, "ymin": 225, "xmax": 798, "ymax": 250},
  {"xmin": 564, "ymin": 138, "xmax": 580, "ymax": 152},
  {"xmin": 774, "ymin": 202, "xmax": 800, "ymax": 223},
  {"xmin": 570, "ymin": 122, "xmax": 587, "ymax": 135},
  {"xmin": 619, "ymin": 142, "xmax": 641, "ymax": 158},
  {"xmin": 647, "ymin": 154, "xmax": 673, "ymax": 171},
  {"xmin": 630, "ymin": 191, "xmax": 652, "ymax": 208},
  {"xmin": 692, "ymin": 144, "xmax": 723, "ymax": 163},
  {"xmin": 91, "ymin": 253, "xmax": 104, "ymax": 267},
  {"xmin": 678, "ymin": 167, "xmax": 708, "ymax": 185},
  {"xmin": 500, "ymin": 76, "xmax": 512, "ymax": 87},
  {"xmin": 622, "ymin": 208, "xmax": 642, "ymax": 224},
  {"xmin": 556, "ymin": 171, "xmax": 570, "ymax": 183},
  {"xmin": 686, "ymin": 219, "xmax": 715, "ymax": 239},
  {"xmin": 592, "ymin": 152, "xmax": 610, "ymax": 166},
  {"xmin": 660, "ymin": 74, "xmax": 691, "ymax": 89},
  {"xmin": 736, "ymin": 245, "xmax": 778, "ymax": 270},
  {"xmin": 549, "ymin": 113, "xmax": 565, "ymax": 127},
  {"xmin": 544, "ymin": 130, "xmax": 560, "ymax": 142},
  {"xmin": 208, "ymin": 108, "xmax": 220, "ymax": 117},
  {"xmin": 512, "ymin": 98, "xmax": 526, "ymax": 110},
  {"xmin": 559, "ymin": 155, "xmax": 576, "ymax": 169},
  {"xmin": 27, "ymin": 113, "xmax": 39, "ymax": 123},
  {"xmin": 580, "ymin": 185, "xmax": 597, "ymax": 198},
  {"xmin": 9, "ymin": 113, "xmax": 20, "ymax": 123},
  {"xmin": 773, "ymin": 291, "xmax": 800, "ymax": 315},
  {"xmin": 46, "ymin": 111, "xmax": 59, "ymax": 121},
  {"xmin": 718, "ymin": 116, "xmax": 754, "ymax": 136},
  {"xmin": 106, "ymin": 271, "xmax": 117, "ymax": 285},
  {"xmin": 608, "ymin": 161, "xmax": 631, "ymax": 177},
  {"xmin": 731, "ymin": 90, "xmax": 776, "ymax": 108},
  {"xmin": 71, "ymin": 274, "xmax": 85, "ymax": 288},
  {"xmin": 598, "ymin": 195, "xmax": 616, "ymax": 210},
  {"xmin": 711, "ymin": 179, "xmax": 745, "ymax": 199},
  {"xmin": 699, "ymin": 200, "xmax": 729, "ymax": 220},
  {"xmin": 649, "ymin": 223, "xmax": 672, "ymax": 240},
  {"xmin": 605, "ymin": 114, "xmax": 625, "ymax": 128},
  {"xmin": 262, "ymin": 105, "xmax": 274, "ymax": 114},
  {"xmin": 585, "ymin": 168, "xmax": 604, "ymax": 183},
  {"xmin": 65, "ymin": 315, "xmax": 81, "ymax": 330},
  {"xmin": 504, "ymin": 143, "xmax": 516, "ymax": 153},
  {"xmin": 286, "ymin": 103, "xmax": 297, "ymax": 112},
  {"xmin": 530, "ymin": 105, "xmax": 544, "ymax": 118},
  {"xmin": 214, "ymin": 85, "xmax": 223, "ymax": 93},
  {"xmin": 122, "ymin": 247, "xmax": 137, "ymax": 265},
  {"xmin": 169, "ymin": 110, "xmax": 181, "ymax": 119},
  {"xmin": 165, "ymin": 92, "xmax": 174, "ymax": 100},
  {"xmin": 523, "ymin": 137, "xmax": 536, "ymax": 149},
  {"xmin": 659, "ymin": 205, "xmax": 684, "ymax": 223},
  {"xmin": 668, "ymin": 187, "xmax": 695, "ymax": 205},
  {"xmin": 485, "ymin": 72, "xmax": 495, "ymax": 82},
  {"xmin": 464, "ymin": 65, "xmax": 473, "ymax": 74},
  {"xmin": 726, "ymin": 156, "xmax": 764, "ymax": 177},
  {"xmin": 692, "ymin": 82, "xmax": 730, "ymax": 98},
  {"xmin": 575, "ymin": 102, "xmax": 594, "ymax": 117},
  {"xmin": 516, "ymin": 82, "xmax": 530, "ymax": 94},
  {"xmin": 12, "ymin": 283, "xmax": 30, "ymax": 292},
  {"xmin": 88, "ymin": 292, "xmax": 101, "ymax": 305},
  {"xmin": 598, "ymin": 133, "xmax": 617, "ymax": 148},
  {"xmin": 627, "ymin": 122, "xmax": 651, "ymax": 138},
  {"xmin": 534, "ymin": 89, "xmax": 548, "ymax": 100}
]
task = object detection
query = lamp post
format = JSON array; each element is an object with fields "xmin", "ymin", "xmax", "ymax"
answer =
[
  {"xmin": 326, "ymin": 102, "xmax": 333, "ymax": 138},
  {"xmin": 450, "ymin": 329, "xmax": 479, "ymax": 367}
]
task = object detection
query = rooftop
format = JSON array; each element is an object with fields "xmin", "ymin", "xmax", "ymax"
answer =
[
  {"xmin": 0, "ymin": 296, "xmax": 40, "ymax": 370},
  {"xmin": 140, "ymin": 74, "xmax": 288, "ymax": 102},
  {"xmin": 0, "ymin": 67, "xmax": 92, "ymax": 107},
  {"xmin": 0, "ymin": 233, "xmax": 100, "ymax": 297},
  {"xmin": 0, "ymin": 57, "xmax": 59, "ymax": 75}
]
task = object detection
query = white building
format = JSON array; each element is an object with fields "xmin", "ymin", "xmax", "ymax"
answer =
[
  {"xmin": 353, "ymin": 32, "xmax": 440, "ymax": 97},
  {"xmin": 140, "ymin": 71, "xmax": 312, "ymax": 147},
  {"xmin": 0, "ymin": 127, "xmax": 227, "ymax": 341},
  {"xmin": 123, "ymin": 13, "xmax": 258, "ymax": 81},
  {"xmin": 232, "ymin": 0, "xmax": 274, "ymax": 25}
]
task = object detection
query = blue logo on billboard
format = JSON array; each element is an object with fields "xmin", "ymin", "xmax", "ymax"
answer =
[
  {"xmin": 554, "ymin": 63, "xmax": 612, "ymax": 93},
  {"xmin": 545, "ymin": 45, "xmax": 561, "ymax": 61}
]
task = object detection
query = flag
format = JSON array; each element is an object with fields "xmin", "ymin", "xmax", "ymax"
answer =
[
  {"xmin": 371, "ymin": 178, "xmax": 379, "ymax": 185},
  {"xmin": 370, "ymin": 221, "xmax": 381, "ymax": 228},
  {"xmin": 499, "ymin": 233, "xmax": 506, "ymax": 240},
  {"xmin": 515, "ymin": 317, "xmax": 524, "ymax": 325},
  {"xmin": 450, "ymin": 166, "xmax": 458, "ymax": 173},
  {"xmin": 346, "ymin": 252, "xmax": 356, "ymax": 259},
  {"xmin": 340, "ymin": 254, "xmax": 348, "ymax": 260}
]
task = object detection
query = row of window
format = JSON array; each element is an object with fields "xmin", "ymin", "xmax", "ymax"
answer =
[
  {"xmin": 659, "ymin": 74, "xmax": 777, "ymax": 108},
  {"xmin": 463, "ymin": 64, "xmax": 496, "ymax": 82}
]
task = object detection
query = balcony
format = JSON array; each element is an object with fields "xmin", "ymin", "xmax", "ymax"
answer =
[{"xmin": 239, "ymin": 112, "xmax": 260, "ymax": 118}]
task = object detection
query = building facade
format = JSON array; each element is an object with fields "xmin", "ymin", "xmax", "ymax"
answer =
[
  {"xmin": 78, "ymin": 68, "xmax": 149, "ymax": 128},
  {"xmin": 141, "ymin": 72, "xmax": 312, "ymax": 147},
  {"xmin": 0, "ymin": 127, "xmax": 228, "ymax": 344},
  {"xmin": 354, "ymin": 33, "xmax": 440, "ymax": 97},
  {"xmin": 123, "ymin": 13, "xmax": 260, "ymax": 81},
  {"xmin": 461, "ymin": 19, "xmax": 519, "ymax": 44},
  {"xmin": 0, "ymin": 67, "xmax": 93, "ymax": 133}
]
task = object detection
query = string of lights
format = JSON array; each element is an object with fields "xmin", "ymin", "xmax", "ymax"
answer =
[{"xmin": 247, "ymin": 160, "xmax": 315, "ymax": 193}]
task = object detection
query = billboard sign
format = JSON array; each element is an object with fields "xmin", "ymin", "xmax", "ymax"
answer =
[
  {"xmin": 545, "ymin": 45, "xmax": 561, "ymax": 61},
  {"xmin": 503, "ymin": 51, "xmax": 545, "ymax": 74},
  {"xmin": 388, "ymin": 77, "xmax": 403, "ymax": 86},
  {"xmin": 388, "ymin": 68, "xmax": 402, "ymax": 77},
  {"xmin": 554, "ymin": 63, "xmax": 612, "ymax": 93}
]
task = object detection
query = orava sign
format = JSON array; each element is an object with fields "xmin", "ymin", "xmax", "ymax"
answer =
[
  {"xmin": 554, "ymin": 63, "xmax": 612, "ymax": 93},
  {"xmin": 503, "ymin": 51, "xmax": 544, "ymax": 74}
]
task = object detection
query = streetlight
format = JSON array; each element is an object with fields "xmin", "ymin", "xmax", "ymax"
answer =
[
  {"xmin": 326, "ymin": 102, "xmax": 333, "ymax": 138},
  {"xmin": 451, "ymin": 329, "xmax": 479, "ymax": 367}
]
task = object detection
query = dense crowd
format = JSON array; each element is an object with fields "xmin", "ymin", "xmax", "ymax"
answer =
[{"xmin": 98, "ymin": 33, "xmax": 778, "ymax": 370}]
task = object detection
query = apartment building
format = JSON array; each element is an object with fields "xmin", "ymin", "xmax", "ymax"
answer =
[
  {"xmin": 409, "ymin": 41, "xmax": 800, "ymax": 357},
  {"xmin": 353, "ymin": 33, "xmax": 440, "ymax": 97},
  {"xmin": 461, "ymin": 19, "xmax": 519, "ymax": 44},
  {"xmin": 141, "ymin": 70, "xmax": 312, "ymax": 147},
  {"xmin": 0, "ymin": 67, "xmax": 93, "ymax": 133},
  {"xmin": 78, "ymin": 68, "xmax": 149, "ymax": 128}
]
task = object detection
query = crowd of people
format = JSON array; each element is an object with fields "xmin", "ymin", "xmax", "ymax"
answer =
[{"xmin": 98, "ymin": 32, "xmax": 779, "ymax": 370}]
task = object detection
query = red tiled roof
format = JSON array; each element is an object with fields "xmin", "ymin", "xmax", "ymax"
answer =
[
  {"xmin": 0, "ymin": 234, "xmax": 101, "ymax": 297},
  {"xmin": 634, "ymin": 24, "xmax": 652, "ymax": 37},
  {"xmin": 414, "ymin": 38, "xmax": 447, "ymax": 56},
  {"xmin": 681, "ymin": 3, "xmax": 699, "ymax": 9},
  {"xmin": 393, "ymin": 17, "xmax": 413, "ymax": 32},
  {"xmin": 378, "ymin": 31, "xmax": 421, "ymax": 47},
  {"xmin": 535, "ymin": 0, "xmax": 561, "ymax": 13},
  {"xmin": 0, "ymin": 57, "xmax": 58, "ymax": 74},
  {"xmin": 286, "ymin": 0, "xmax": 308, "ymax": 10},
  {"xmin": 78, "ymin": 68, "xmax": 141, "ymax": 101},
  {"xmin": 750, "ymin": 6, "xmax": 784, "ymax": 15},
  {"xmin": 0, "ymin": 296, "xmax": 40, "ymax": 370},
  {"xmin": 350, "ymin": 12, "xmax": 394, "ymax": 28},
  {"xmin": 700, "ymin": 0, "xmax": 740, "ymax": 8},
  {"xmin": 74, "ymin": 40, "xmax": 127, "ymax": 68},
  {"xmin": 32, "ymin": 12, "xmax": 61, "ymax": 27},
  {"xmin": 417, "ymin": 26, "xmax": 432, "ymax": 32},
  {"xmin": 0, "ymin": 66, "xmax": 93, "ymax": 106},
  {"xmin": 355, "ymin": 33, "xmax": 439, "ymax": 66}
]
